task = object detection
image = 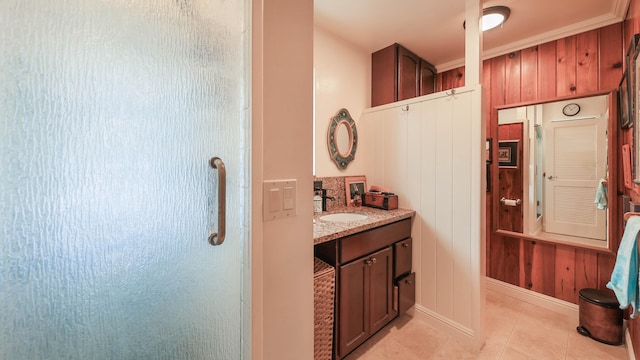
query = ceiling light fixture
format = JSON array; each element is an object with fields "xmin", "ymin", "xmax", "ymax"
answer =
[{"xmin": 463, "ymin": 6, "xmax": 511, "ymax": 32}]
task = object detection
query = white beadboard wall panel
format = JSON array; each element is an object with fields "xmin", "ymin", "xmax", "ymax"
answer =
[
  {"xmin": 381, "ymin": 112, "xmax": 396, "ymax": 191},
  {"xmin": 406, "ymin": 102, "xmax": 426, "ymax": 306},
  {"xmin": 434, "ymin": 94, "xmax": 455, "ymax": 320},
  {"xmin": 371, "ymin": 110, "xmax": 387, "ymax": 187},
  {"xmin": 359, "ymin": 85, "xmax": 485, "ymax": 347},
  {"xmin": 419, "ymin": 100, "xmax": 438, "ymax": 311},
  {"xmin": 451, "ymin": 94, "xmax": 473, "ymax": 327},
  {"xmin": 395, "ymin": 110, "xmax": 409, "ymax": 208},
  {"xmin": 474, "ymin": 89, "xmax": 486, "ymax": 346}
]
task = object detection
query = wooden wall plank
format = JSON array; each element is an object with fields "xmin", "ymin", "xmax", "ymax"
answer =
[
  {"xmin": 488, "ymin": 234, "xmax": 521, "ymax": 286},
  {"xmin": 537, "ymin": 42, "xmax": 557, "ymax": 99},
  {"xmin": 487, "ymin": 236, "xmax": 503, "ymax": 280},
  {"xmin": 440, "ymin": 71, "xmax": 454, "ymax": 91},
  {"xmin": 490, "ymin": 57, "xmax": 506, "ymax": 108},
  {"xmin": 497, "ymin": 123, "xmax": 523, "ymax": 233},
  {"xmin": 556, "ymin": 35, "xmax": 578, "ymax": 97},
  {"xmin": 576, "ymin": 30, "xmax": 599, "ymax": 94},
  {"xmin": 505, "ymin": 52, "xmax": 522, "ymax": 103},
  {"xmin": 554, "ymin": 246, "xmax": 577, "ymax": 303},
  {"xmin": 436, "ymin": 73, "xmax": 444, "ymax": 92},
  {"xmin": 483, "ymin": 61, "xmax": 493, "ymax": 136},
  {"xmin": 599, "ymin": 23, "xmax": 624, "ymax": 91},
  {"xmin": 520, "ymin": 46, "xmax": 538, "ymax": 102},
  {"xmin": 503, "ymin": 236, "xmax": 521, "ymax": 286},
  {"xmin": 574, "ymin": 249, "xmax": 599, "ymax": 302},
  {"xmin": 597, "ymin": 253, "xmax": 616, "ymax": 290},
  {"xmin": 527, "ymin": 241, "xmax": 556, "ymax": 297},
  {"xmin": 452, "ymin": 67, "xmax": 465, "ymax": 89}
]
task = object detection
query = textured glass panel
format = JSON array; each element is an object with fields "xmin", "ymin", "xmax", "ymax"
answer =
[{"xmin": 1, "ymin": 0, "xmax": 248, "ymax": 359}]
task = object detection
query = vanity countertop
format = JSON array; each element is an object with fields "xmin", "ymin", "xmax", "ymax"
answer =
[{"xmin": 313, "ymin": 207, "xmax": 415, "ymax": 245}]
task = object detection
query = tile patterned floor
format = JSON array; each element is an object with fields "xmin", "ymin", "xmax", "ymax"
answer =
[{"xmin": 344, "ymin": 289, "xmax": 629, "ymax": 360}]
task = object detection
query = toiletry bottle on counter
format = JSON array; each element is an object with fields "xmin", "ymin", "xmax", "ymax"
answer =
[{"xmin": 314, "ymin": 191, "xmax": 323, "ymax": 213}]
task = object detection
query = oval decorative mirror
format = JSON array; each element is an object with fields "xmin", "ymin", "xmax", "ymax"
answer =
[{"xmin": 328, "ymin": 108, "xmax": 357, "ymax": 169}]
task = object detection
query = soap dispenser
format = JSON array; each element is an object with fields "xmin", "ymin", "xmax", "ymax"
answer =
[{"xmin": 313, "ymin": 191, "xmax": 323, "ymax": 214}]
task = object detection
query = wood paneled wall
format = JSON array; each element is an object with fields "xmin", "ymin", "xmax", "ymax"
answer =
[
  {"xmin": 497, "ymin": 123, "xmax": 524, "ymax": 233},
  {"xmin": 439, "ymin": 23, "xmax": 624, "ymax": 305},
  {"xmin": 623, "ymin": 0, "xmax": 640, "ymax": 356}
]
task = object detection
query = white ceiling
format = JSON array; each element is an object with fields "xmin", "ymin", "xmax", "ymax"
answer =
[{"xmin": 314, "ymin": 0, "xmax": 629, "ymax": 71}]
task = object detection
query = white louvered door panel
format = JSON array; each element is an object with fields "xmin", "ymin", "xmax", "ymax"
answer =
[{"xmin": 544, "ymin": 117, "xmax": 607, "ymax": 240}]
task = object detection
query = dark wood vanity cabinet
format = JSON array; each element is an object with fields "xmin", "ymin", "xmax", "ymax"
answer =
[
  {"xmin": 315, "ymin": 218, "xmax": 415, "ymax": 359},
  {"xmin": 371, "ymin": 43, "xmax": 437, "ymax": 107},
  {"xmin": 339, "ymin": 246, "xmax": 394, "ymax": 356}
]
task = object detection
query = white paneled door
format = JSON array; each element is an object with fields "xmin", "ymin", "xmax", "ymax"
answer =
[
  {"xmin": 1, "ymin": 1, "xmax": 249, "ymax": 358},
  {"xmin": 544, "ymin": 117, "xmax": 607, "ymax": 240}
]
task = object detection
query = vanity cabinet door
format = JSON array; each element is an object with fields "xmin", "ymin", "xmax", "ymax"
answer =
[
  {"xmin": 368, "ymin": 247, "xmax": 394, "ymax": 334},
  {"xmin": 339, "ymin": 257, "xmax": 369, "ymax": 357},
  {"xmin": 338, "ymin": 246, "xmax": 394, "ymax": 358}
]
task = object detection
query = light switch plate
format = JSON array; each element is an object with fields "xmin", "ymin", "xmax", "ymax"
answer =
[{"xmin": 263, "ymin": 179, "xmax": 296, "ymax": 221}]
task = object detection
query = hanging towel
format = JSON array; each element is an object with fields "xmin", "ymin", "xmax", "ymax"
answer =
[
  {"xmin": 594, "ymin": 178, "xmax": 608, "ymax": 210},
  {"xmin": 607, "ymin": 216, "xmax": 640, "ymax": 318}
]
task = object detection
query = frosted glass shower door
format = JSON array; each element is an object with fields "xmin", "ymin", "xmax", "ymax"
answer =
[{"xmin": 1, "ymin": 1, "xmax": 249, "ymax": 359}]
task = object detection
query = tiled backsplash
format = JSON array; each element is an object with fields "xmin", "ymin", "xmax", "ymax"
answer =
[{"xmin": 314, "ymin": 176, "xmax": 349, "ymax": 211}]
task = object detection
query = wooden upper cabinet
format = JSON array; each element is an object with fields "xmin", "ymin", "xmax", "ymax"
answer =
[
  {"xmin": 420, "ymin": 60, "xmax": 437, "ymax": 96},
  {"xmin": 371, "ymin": 44, "xmax": 397, "ymax": 107},
  {"xmin": 397, "ymin": 46, "xmax": 420, "ymax": 101},
  {"xmin": 371, "ymin": 43, "xmax": 437, "ymax": 107}
]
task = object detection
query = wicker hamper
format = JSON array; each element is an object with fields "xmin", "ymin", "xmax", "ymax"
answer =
[{"xmin": 314, "ymin": 258, "xmax": 335, "ymax": 360}]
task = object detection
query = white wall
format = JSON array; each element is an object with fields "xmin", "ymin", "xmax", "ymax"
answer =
[
  {"xmin": 252, "ymin": 0, "xmax": 314, "ymax": 359},
  {"xmin": 314, "ymin": 26, "xmax": 371, "ymax": 177}
]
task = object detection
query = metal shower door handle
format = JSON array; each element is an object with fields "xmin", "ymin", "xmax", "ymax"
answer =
[{"xmin": 209, "ymin": 157, "xmax": 226, "ymax": 246}]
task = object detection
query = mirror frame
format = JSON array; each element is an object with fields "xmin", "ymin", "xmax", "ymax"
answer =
[
  {"xmin": 328, "ymin": 108, "xmax": 358, "ymax": 169},
  {"xmin": 490, "ymin": 90, "xmax": 619, "ymax": 254}
]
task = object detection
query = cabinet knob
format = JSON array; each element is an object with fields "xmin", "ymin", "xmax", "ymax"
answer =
[
  {"xmin": 371, "ymin": 257, "xmax": 377, "ymax": 264},
  {"xmin": 406, "ymin": 280, "xmax": 412, "ymax": 284},
  {"xmin": 364, "ymin": 259, "xmax": 372, "ymax": 265},
  {"xmin": 402, "ymin": 243, "xmax": 409, "ymax": 248}
]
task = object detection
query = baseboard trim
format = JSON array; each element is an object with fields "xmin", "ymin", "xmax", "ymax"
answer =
[
  {"xmin": 412, "ymin": 304, "xmax": 483, "ymax": 349},
  {"xmin": 486, "ymin": 277, "xmax": 579, "ymax": 319},
  {"xmin": 627, "ymin": 322, "xmax": 636, "ymax": 360}
]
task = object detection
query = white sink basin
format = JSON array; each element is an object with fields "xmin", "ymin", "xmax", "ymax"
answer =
[{"xmin": 319, "ymin": 212, "xmax": 368, "ymax": 222}]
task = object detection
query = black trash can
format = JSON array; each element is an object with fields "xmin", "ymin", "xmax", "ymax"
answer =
[{"xmin": 576, "ymin": 288, "xmax": 623, "ymax": 345}]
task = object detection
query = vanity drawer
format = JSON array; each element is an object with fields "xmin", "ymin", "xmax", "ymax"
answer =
[
  {"xmin": 394, "ymin": 238, "xmax": 412, "ymax": 279},
  {"xmin": 340, "ymin": 218, "xmax": 411, "ymax": 264},
  {"xmin": 395, "ymin": 272, "xmax": 415, "ymax": 315}
]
